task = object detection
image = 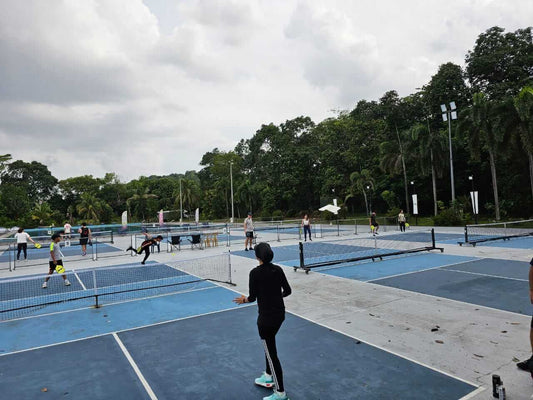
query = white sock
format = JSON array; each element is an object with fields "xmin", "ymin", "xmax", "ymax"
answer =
[
  {"xmin": 276, "ymin": 391, "xmax": 286, "ymax": 396},
  {"xmin": 265, "ymin": 372, "xmax": 272, "ymax": 378}
]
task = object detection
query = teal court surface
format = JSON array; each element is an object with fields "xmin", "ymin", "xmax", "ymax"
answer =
[{"xmin": 0, "ymin": 254, "xmax": 480, "ymax": 399}]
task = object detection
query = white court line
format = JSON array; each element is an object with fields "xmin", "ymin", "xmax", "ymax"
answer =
[
  {"xmin": 0, "ymin": 285, "xmax": 218, "ymax": 324},
  {"xmin": 0, "ymin": 305, "xmax": 251, "ymax": 357},
  {"xmin": 365, "ymin": 258, "xmax": 480, "ymax": 282},
  {"xmin": 72, "ymin": 269, "xmax": 87, "ymax": 290},
  {"xmin": 441, "ymin": 268, "xmax": 528, "ymax": 282},
  {"xmin": 113, "ymin": 333, "xmax": 158, "ymax": 400},
  {"xmin": 286, "ymin": 308, "xmax": 480, "ymax": 389}
]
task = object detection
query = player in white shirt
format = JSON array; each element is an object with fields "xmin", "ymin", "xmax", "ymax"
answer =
[{"xmin": 14, "ymin": 228, "xmax": 36, "ymax": 260}]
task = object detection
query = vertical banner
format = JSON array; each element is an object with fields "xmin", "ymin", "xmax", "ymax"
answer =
[
  {"xmin": 470, "ymin": 191, "xmax": 479, "ymax": 214},
  {"xmin": 195, "ymin": 208, "xmax": 200, "ymax": 224},
  {"xmin": 158, "ymin": 209, "xmax": 164, "ymax": 226},
  {"xmin": 121, "ymin": 211, "xmax": 128, "ymax": 228},
  {"xmin": 333, "ymin": 198, "xmax": 338, "ymax": 207},
  {"xmin": 412, "ymin": 194, "xmax": 418, "ymax": 215}
]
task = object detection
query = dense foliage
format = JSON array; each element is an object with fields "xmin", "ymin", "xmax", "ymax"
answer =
[{"xmin": 1, "ymin": 26, "xmax": 531, "ymax": 227}]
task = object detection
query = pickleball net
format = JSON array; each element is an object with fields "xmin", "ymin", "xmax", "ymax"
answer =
[
  {"xmin": 463, "ymin": 219, "xmax": 533, "ymax": 246},
  {"xmin": 296, "ymin": 228, "xmax": 442, "ymax": 272},
  {"xmin": 0, "ymin": 253, "xmax": 234, "ymax": 321}
]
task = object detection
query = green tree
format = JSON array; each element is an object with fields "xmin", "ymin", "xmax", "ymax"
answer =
[
  {"xmin": 126, "ymin": 186, "xmax": 158, "ymax": 221},
  {"xmin": 514, "ymin": 86, "xmax": 533, "ymax": 199},
  {"xmin": 466, "ymin": 26, "xmax": 533, "ymax": 100},
  {"xmin": 1, "ymin": 160, "xmax": 58, "ymax": 202},
  {"xmin": 31, "ymin": 202, "xmax": 53, "ymax": 225},
  {"xmin": 346, "ymin": 169, "xmax": 375, "ymax": 216},
  {"xmin": 76, "ymin": 193, "xmax": 104, "ymax": 222}
]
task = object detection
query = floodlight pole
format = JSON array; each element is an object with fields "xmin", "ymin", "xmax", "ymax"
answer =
[
  {"xmin": 230, "ymin": 161, "xmax": 234, "ymax": 224},
  {"xmin": 441, "ymin": 102, "xmax": 457, "ymax": 203},
  {"xmin": 179, "ymin": 179, "xmax": 183, "ymax": 223}
]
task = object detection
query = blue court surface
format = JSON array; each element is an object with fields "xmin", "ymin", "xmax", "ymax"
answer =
[
  {"xmin": 310, "ymin": 252, "xmax": 530, "ymax": 315},
  {"xmin": 0, "ymin": 300, "xmax": 477, "ymax": 400}
]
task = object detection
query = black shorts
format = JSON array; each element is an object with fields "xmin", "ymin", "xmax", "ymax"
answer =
[
  {"xmin": 80, "ymin": 237, "xmax": 88, "ymax": 245},
  {"xmin": 246, "ymin": 231, "xmax": 254, "ymax": 238},
  {"xmin": 49, "ymin": 260, "xmax": 63, "ymax": 270},
  {"xmin": 371, "ymin": 222, "xmax": 379, "ymax": 227},
  {"xmin": 531, "ymin": 315, "xmax": 533, "ymax": 328}
]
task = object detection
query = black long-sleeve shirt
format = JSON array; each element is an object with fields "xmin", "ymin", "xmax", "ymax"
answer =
[{"xmin": 247, "ymin": 262, "xmax": 292, "ymax": 324}]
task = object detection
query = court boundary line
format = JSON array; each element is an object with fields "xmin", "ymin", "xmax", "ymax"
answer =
[
  {"xmin": 286, "ymin": 308, "xmax": 480, "ymax": 390},
  {"xmin": 0, "ymin": 285, "xmax": 219, "ymax": 324},
  {"xmin": 0, "ymin": 304, "xmax": 251, "ymax": 357},
  {"xmin": 364, "ymin": 257, "xmax": 480, "ymax": 282},
  {"xmin": 440, "ymin": 268, "xmax": 528, "ymax": 282},
  {"xmin": 113, "ymin": 333, "xmax": 158, "ymax": 400},
  {"xmin": 72, "ymin": 269, "xmax": 87, "ymax": 290},
  {"xmin": 459, "ymin": 386, "xmax": 486, "ymax": 399}
]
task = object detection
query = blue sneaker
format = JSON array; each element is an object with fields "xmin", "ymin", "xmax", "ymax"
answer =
[
  {"xmin": 263, "ymin": 391, "xmax": 289, "ymax": 400},
  {"xmin": 254, "ymin": 372, "xmax": 274, "ymax": 388}
]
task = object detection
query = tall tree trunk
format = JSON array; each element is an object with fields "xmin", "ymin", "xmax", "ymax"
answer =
[
  {"xmin": 362, "ymin": 190, "xmax": 369, "ymax": 215},
  {"xmin": 430, "ymin": 148, "xmax": 438, "ymax": 216},
  {"xmin": 395, "ymin": 125, "xmax": 410, "ymax": 214},
  {"xmin": 529, "ymin": 152, "xmax": 533, "ymax": 200},
  {"xmin": 488, "ymin": 150, "xmax": 500, "ymax": 221}
]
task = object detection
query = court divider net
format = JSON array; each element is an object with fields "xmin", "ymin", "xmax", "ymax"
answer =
[
  {"xmin": 0, "ymin": 253, "xmax": 234, "ymax": 321},
  {"xmin": 295, "ymin": 228, "xmax": 443, "ymax": 273},
  {"xmin": 463, "ymin": 219, "xmax": 533, "ymax": 245}
]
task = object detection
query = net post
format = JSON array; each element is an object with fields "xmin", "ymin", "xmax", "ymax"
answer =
[
  {"xmin": 354, "ymin": 219, "xmax": 357, "ymax": 235},
  {"xmin": 12, "ymin": 244, "xmax": 16, "ymax": 271},
  {"xmin": 92, "ymin": 238, "xmax": 97, "ymax": 261},
  {"xmin": 337, "ymin": 219, "xmax": 340, "ymax": 236},
  {"xmin": 277, "ymin": 223, "xmax": 280, "ymax": 242},
  {"xmin": 227, "ymin": 251, "xmax": 232, "ymax": 284},
  {"xmin": 299, "ymin": 242, "xmax": 304, "ymax": 269},
  {"xmin": 464, "ymin": 225, "xmax": 468, "ymax": 243},
  {"xmin": 110, "ymin": 230, "xmax": 114, "ymax": 244},
  {"xmin": 8, "ymin": 243, "xmax": 12, "ymax": 272},
  {"xmin": 431, "ymin": 228, "xmax": 436, "ymax": 249},
  {"xmin": 92, "ymin": 269, "xmax": 99, "ymax": 308}
]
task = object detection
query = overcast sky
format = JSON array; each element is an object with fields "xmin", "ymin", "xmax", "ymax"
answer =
[{"xmin": 1, "ymin": 0, "xmax": 531, "ymax": 182}]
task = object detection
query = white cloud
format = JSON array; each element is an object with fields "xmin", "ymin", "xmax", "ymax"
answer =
[{"xmin": 0, "ymin": 0, "xmax": 531, "ymax": 180}]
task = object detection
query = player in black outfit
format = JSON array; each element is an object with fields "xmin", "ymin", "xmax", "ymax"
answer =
[
  {"xmin": 234, "ymin": 242, "xmax": 292, "ymax": 400},
  {"xmin": 126, "ymin": 234, "xmax": 163, "ymax": 264}
]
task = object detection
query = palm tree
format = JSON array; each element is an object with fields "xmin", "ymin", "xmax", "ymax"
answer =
[
  {"xmin": 76, "ymin": 193, "xmax": 103, "ymax": 222},
  {"xmin": 345, "ymin": 169, "xmax": 375, "ymax": 216},
  {"xmin": 379, "ymin": 134, "xmax": 410, "ymax": 214},
  {"xmin": 460, "ymin": 92, "xmax": 510, "ymax": 220},
  {"xmin": 127, "ymin": 187, "xmax": 157, "ymax": 221},
  {"xmin": 410, "ymin": 123, "xmax": 447, "ymax": 216},
  {"xmin": 514, "ymin": 86, "xmax": 533, "ymax": 199},
  {"xmin": 31, "ymin": 202, "xmax": 52, "ymax": 225},
  {"xmin": 236, "ymin": 179, "xmax": 254, "ymax": 215}
]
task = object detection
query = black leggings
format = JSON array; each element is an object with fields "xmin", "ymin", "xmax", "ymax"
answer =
[
  {"xmin": 303, "ymin": 225, "xmax": 311, "ymax": 240},
  {"xmin": 258, "ymin": 319, "xmax": 285, "ymax": 393},
  {"xmin": 17, "ymin": 243, "xmax": 27, "ymax": 259},
  {"xmin": 399, "ymin": 222, "xmax": 405, "ymax": 232},
  {"xmin": 127, "ymin": 246, "xmax": 151, "ymax": 263}
]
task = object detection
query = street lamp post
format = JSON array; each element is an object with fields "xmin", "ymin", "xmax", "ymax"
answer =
[
  {"xmin": 469, "ymin": 175, "xmax": 478, "ymax": 224},
  {"xmin": 366, "ymin": 185, "xmax": 372, "ymax": 215},
  {"xmin": 179, "ymin": 179, "xmax": 183, "ymax": 223},
  {"xmin": 441, "ymin": 102, "xmax": 458, "ymax": 202},
  {"xmin": 410, "ymin": 181, "xmax": 418, "ymax": 225},
  {"xmin": 230, "ymin": 161, "xmax": 234, "ymax": 224}
]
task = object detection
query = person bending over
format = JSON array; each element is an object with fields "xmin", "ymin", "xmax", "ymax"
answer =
[
  {"xmin": 126, "ymin": 233, "xmax": 163, "ymax": 264},
  {"xmin": 234, "ymin": 242, "xmax": 292, "ymax": 400}
]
